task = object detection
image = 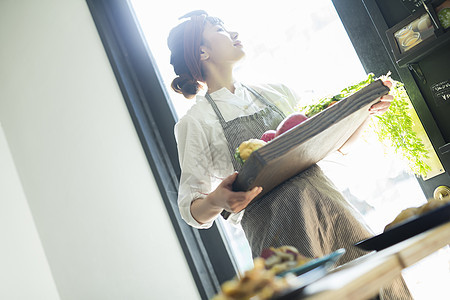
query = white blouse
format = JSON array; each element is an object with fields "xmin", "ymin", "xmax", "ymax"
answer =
[{"xmin": 174, "ymin": 82, "xmax": 303, "ymax": 229}]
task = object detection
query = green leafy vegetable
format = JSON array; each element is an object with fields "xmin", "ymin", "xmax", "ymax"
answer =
[
  {"xmin": 298, "ymin": 73, "xmax": 430, "ymax": 176},
  {"xmin": 234, "ymin": 148, "xmax": 245, "ymax": 165},
  {"xmin": 302, "ymin": 73, "xmax": 375, "ymax": 117}
]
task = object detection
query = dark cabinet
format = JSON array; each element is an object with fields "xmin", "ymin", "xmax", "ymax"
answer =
[{"xmin": 334, "ymin": 0, "xmax": 450, "ymax": 199}]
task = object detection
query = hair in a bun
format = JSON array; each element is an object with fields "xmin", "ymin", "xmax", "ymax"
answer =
[{"xmin": 171, "ymin": 74, "xmax": 201, "ymax": 99}]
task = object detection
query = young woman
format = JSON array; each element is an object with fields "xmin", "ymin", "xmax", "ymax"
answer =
[{"xmin": 168, "ymin": 10, "xmax": 412, "ymax": 299}]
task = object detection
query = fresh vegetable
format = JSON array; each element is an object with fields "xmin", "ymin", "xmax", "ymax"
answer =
[
  {"xmin": 298, "ymin": 72, "xmax": 430, "ymax": 177},
  {"xmin": 234, "ymin": 139, "xmax": 267, "ymax": 164},
  {"xmin": 275, "ymin": 112, "xmax": 309, "ymax": 137},
  {"xmin": 301, "ymin": 73, "xmax": 376, "ymax": 117},
  {"xmin": 261, "ymin": 130, "xmax": 277, "ymax": 142}
]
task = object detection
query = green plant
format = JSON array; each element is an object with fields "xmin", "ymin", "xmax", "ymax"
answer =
[
  {"xmin": 299, "ymin": 73, "xmax": 431, "ymax": 176},
  {"xmin": 371, "ymin": 78, "xmax": 430, "ymax": 176},
  {"xmin": 302, "ymin": 74, "xmax": 376, "ymax": 117}
]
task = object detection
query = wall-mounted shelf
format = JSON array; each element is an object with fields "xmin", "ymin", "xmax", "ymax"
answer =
[
  {"xmin": 386, "ymin": 3, "xmax": 450, "ymax": 67},
  {"xmin": 390, "ymin": 29, "xmax": 450, "ymax": 67}
]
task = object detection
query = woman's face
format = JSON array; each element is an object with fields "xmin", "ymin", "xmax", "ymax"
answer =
[{"xmin": 201, "ymin": 21, "xmax": 245, "ymax": 65}]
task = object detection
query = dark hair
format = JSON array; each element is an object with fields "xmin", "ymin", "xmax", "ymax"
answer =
[{"xmin": 167, "ymin": 10, "xmax": 222, "ymax": 99}]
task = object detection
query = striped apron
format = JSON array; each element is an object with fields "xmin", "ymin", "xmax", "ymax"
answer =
[{"xmin": 205, "ymin": 85, "xmax": 412, "ymax": 299}]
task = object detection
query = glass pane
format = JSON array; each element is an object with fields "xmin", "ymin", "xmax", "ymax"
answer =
[
  {"xmin": 129, "ymin": 0, "xmax": 448, "ymax": 296},
  {"xmin": 129, "ymin": 0, "xmax": 368, "ymax": 118}
]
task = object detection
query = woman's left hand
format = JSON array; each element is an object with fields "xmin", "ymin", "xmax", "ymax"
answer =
[{"xmin": 369, "ymin": 80, "xmax": 393, "ymax": 115}]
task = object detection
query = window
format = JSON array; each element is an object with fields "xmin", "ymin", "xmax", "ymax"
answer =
[
  {"xmin": 128, "ymin": 0, "xmax": 372, "ymax": 273},
  {"xmin": 129, "ymin": 0, "xmax": 371, "ymax": 117},
  {"xmin": 128, "ymin": 0, "xmax": 429, "ymax": 268}
]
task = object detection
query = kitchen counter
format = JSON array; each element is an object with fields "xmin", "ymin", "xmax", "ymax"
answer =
[{"xmin": 299, "ymin": 222, "xmax": 450, "ymax": 299}]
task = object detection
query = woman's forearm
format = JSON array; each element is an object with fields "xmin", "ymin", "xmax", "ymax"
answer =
[
  {"xmin": 189, "ymin": 172, "xmax": 263, "ymax": 225},
  {"xmin": 190, "ymin": 196, "xmax": 223, "ymax": 225}
]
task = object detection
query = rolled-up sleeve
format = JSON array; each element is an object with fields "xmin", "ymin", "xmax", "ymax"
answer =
[{"xmin": 175, "ymin": 115, "xmax": 215, "ymax": 229}]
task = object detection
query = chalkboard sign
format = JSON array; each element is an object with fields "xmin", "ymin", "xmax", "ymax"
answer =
[
  {"xmin": 401, "ymin": 0, "xmax": 425, "ymax": 13},
  {"xmin": 431, "ymin": 79, "xmax": 450, "ymax": 106}
]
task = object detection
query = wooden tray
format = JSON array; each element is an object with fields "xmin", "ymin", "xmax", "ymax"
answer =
[{"xmin": 222, "ymin": 80, "xmax": 390, "ymax": 219}]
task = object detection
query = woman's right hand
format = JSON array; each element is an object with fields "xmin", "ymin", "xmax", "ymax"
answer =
[
  {"xmin": 210, "ymin": 172, "xmax": 263, "ymax": 213},
  {"xmin": 190, "ymin": 172, "xmax": 263, "ymax": 224}
]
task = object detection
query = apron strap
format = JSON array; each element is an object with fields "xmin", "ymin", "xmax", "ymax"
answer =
[
  {"xmin": 205, "ymin": 93, "xmax": 228, "ymax": 127},
  {"xmin": 205, "ymin": 85, "xmax": 286, "ymax": 126},
  {"xmin": 242, "ymin": 84, "xmax": 286, "ymax": 119}
]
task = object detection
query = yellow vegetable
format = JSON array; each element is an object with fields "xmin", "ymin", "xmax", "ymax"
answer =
[{"xmin": 235, "ymin": 139, "xmax": 267, "ymax": 164}]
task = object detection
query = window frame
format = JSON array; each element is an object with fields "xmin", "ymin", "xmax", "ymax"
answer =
[{"xmin": 85, "ymin": 1, "xmax": 238, "ymax": 299}]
